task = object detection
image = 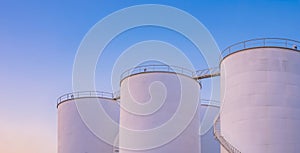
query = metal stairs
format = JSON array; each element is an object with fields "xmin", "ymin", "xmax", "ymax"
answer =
[{"xmin": 213, "ymin": 115, "xmax": 241, "ymax": 153}]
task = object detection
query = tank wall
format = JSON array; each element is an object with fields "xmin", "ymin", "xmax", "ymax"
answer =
[
  {"xmin": 200, "ymin": 105, "xmax": 220, "ymax": 153},
  {"xmin": 220, "ymin": 48, "xmax": 300, "ymax": 153},
  {"xmin": 119, "ymin": 72, "xmax": 200, "ymax": 153},
  {"xmin": 58, "ymin": 98, "xmax": 119, "ymax": 153},
  {"xmin": 220, "ymin": 146, "xmax": 228, "ymax": 153}
]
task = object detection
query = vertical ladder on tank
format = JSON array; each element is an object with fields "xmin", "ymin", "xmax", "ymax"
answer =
[{"xmin": 213, "ymin": 115, "xmax": 241, "ymax": 153}]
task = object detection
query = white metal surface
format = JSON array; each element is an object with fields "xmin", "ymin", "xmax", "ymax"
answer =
[
  {"xmin": 57, "ymin": 97, "xmax": 119, "ymax": 153},
  {"xmin": 214, "ymin": 115, "xmax": 240, "ymax": 153},
  {"xmin": 119, "ymin": 72, "xmax": 200, "ymax": 153},
  {"xmin": 220, "ymin": 47, "xmax": 300, "ymax": 153},
  {"xmin": 200, "ymin": 104, "xmax": 220, "ymax": 153}
]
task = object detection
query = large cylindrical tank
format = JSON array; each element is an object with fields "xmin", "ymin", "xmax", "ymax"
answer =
[
  {"xmin": 200, "ymin": 103, "xmax": 220, "ymax": 153},
  {"xmin": 57, "ymin": 91, "xmax": 119, "ymax": 153},
  {"xmin": 119, "ymin": 65, "xmax": 200, "ymax": 153},
  {"xmin": 220, "ymin": 38, "xmax": 300, "ymax": 153}
]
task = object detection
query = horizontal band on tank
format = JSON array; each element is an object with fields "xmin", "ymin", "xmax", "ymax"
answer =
[
  {"xmin": 57, "ymin": 91, "xmax": 119, "ymax": 108},
  {"xmin": 120, "ymin": 64, "xmax": 196, "ymax": 82},
  {"xmin": 221, "ymin": 38, "xmax": 300, "ymax": 61}
]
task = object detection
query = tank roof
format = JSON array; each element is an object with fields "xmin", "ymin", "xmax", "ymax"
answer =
[
  {"xmin": 120, "ymin": 65, "xmax": 195, "ymax": 82},
  {"xmin": 57, "ymin": 91, "xmax": 117, "ymax": 108},
  {"xmin": 221, "ymin": 38, "xmax": 300, "ymax": 61}
]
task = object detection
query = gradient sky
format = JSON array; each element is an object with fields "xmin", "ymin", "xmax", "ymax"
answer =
[{"xmin": 1, "ymin": 0, "xmax": 300, "ymax": 153}]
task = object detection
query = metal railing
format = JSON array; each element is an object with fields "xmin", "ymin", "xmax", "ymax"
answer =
[
  {"xmin": 113, "ymin": 136, "xmax": 119, "ymax": 153},
  {"xmin": 113, "ymin": 91, "xmax": 120, "ymax": 100},
  {"xmin": 214, "ymin": 115, "xmax": 241, "ymax": 153},
  {"xmin": 57, "ymin": 91, "xmax": 115, "ymax": 107},
  {"xmin": 120, "ymin": 65, "xmax": 196, "ymax": 81},
  {"xmin": 194, "ymin": 67, "xmax": 220, "ymax": 80},
  {"xmin": 57, "ymin": 92, "xmax": 221, "ymax": 107},
  {"xmin": 201, "ymin": 99, "xmax": 220, "ymax": 108},
  {"xmin": 221, "ymin": 38, "xmax": 300, "ymax": 60}
]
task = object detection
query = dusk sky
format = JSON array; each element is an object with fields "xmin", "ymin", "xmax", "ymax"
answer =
[{"xmin": 1, "ymin": 0, "xmax": 300, "ymax": 152}]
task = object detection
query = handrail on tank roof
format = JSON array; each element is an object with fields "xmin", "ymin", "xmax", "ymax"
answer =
[
  {"xmin": 57, "ymin": 90, "xmax": 220, "ymax": 109},
  {"xmin": 221, "ymin": 38, "xmax": 300, "ymax": 60},
  {"xmin": 57, "ymin": 91, "xmax": 116, "ymax": 107},
  {"xmin": 201, "ymin": 99, "xmax": 220, "ymax": 108},
  {"xmin": 120, "ymin": 64, "xmax": 196, "ymax": 81}
]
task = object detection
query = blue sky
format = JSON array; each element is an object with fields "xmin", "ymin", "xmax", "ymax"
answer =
[{"xmin": 0, "ymin": 0, "xmax": 299, "ymax": 152}]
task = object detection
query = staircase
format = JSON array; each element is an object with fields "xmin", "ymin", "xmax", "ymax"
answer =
[{"xmin": 213, "ymin": 115, "xmax": 241, "ymax": 153}]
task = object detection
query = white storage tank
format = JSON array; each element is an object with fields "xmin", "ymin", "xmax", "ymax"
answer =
[
  {"xmin": 220, "ymin": 38, "xmax": 300, "ymax": 153},
  {"xmin": 57, "ymin": 91, "xmax": 119, "ymax": 153},
  {"xmin": 118, "ymin": 65, "xmax": 200, "ymax": 153},
  {"xmin": 200, "ymin": 102, "xmax": 220, "ymax": 153}
]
